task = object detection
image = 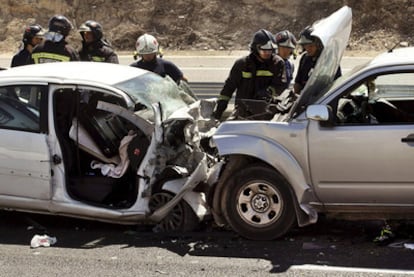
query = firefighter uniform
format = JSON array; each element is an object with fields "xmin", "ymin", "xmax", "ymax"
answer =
[{"xmin": 31, "ymin": 40, "xmax": 80, "ymax": 63}]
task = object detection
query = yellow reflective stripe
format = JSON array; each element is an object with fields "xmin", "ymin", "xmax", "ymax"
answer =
[
  {"xmin": 256, "ymin": 70, "xmax": 273, "ymax": 77},
  {"xmin": 218, "ymin": 95, "xmax": 230, "ymax": 101},
  {"xmin": 242, "ymin": 70, "xmax": 274, "ymax": 78},
  {"xmin": 32, "ymin": 52, "xmax": 71, "ymax": 63},
  {"xmin": 91, "ymin": 56, "xmax": 105, "ymax": 62},
  {"xmin": 242, "ymin": 71, "xmax": 252, "ymax": 78}
]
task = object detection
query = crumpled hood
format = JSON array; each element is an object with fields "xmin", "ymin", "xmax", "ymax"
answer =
[
  {"xmin": 166, "ymin": 98, "xmax": 217, "ymax": 134},
  {"xmin": 290, "ymin": 6, "xmax": 352, "ymax": 117}
]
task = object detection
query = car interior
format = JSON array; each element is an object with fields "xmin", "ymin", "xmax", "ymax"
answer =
[
  {"xmin": 334, "ymin": 72, "xmax": 414, "ymax": 125},
  {"xmin": 53, "ymin": 88, "xmax": 150, "ymax": 208},
  {"xmin": 0, "ymin": 85, "xmax": 47, "ymax": 132}
]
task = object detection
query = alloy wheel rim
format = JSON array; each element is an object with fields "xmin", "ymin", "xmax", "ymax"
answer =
[{"xmin": 149, "ymin": 192, "xmax": 184, "ymax": 231}]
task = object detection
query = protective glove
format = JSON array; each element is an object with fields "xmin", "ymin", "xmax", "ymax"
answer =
[
  {"xmin": 213, "ymin": 99, "xmax": 227, "ymax": 120},
  {"xmin": 256, "ymin": 86, "xmax": 276, "ymax": 101}
]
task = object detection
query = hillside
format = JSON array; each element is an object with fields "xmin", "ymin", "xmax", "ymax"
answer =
[{"xmin": 0, "ymin": 0, "xmax": 413, "ymax": 54}]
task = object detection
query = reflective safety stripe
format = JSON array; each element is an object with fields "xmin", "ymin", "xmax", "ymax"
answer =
[
  {"xmin": 242, "ymin": 71, "xmax": 252, "ymax": 78},
  {"xmin": 32, "ymin": 52, "xmax": 71, "ymax": 63},
  {"xmin": 242, "ymin": 70, "xmax": 274, "ymax": 78},
  {"xmin": 256, "ymin": 70, "xmax": 274, "ymax": 77},
  {"xmin": 91, "ymin": 56, "xmax": 106, "ymax": 62},
  {"xmin": 218, "ymin": 95, "xmax": 230, "ymax": 101}
]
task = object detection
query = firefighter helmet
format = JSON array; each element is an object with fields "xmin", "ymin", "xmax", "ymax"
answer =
[
  {"xmin": 79, "ymin": 20, "xmax": 103, "ymax": 41},
  {"xmin": 250, "ymin": 29, "xmax": 277, "ymax": 53},
  {"xmin": 275, "ymin": 30, "xmax": 297, "ymax": 49},
  {"xmin": 297, "ymin": 25, "xmax": 315, "ymax": 45},
  {"xmin": 48, "ymin": 15, "xmax": 73, "ymax": 37},
  {"xmin": 22, "ymin": 24, "xmax": 45, "ymax": 45},
  {"xmin": 136, "ymin": 34, "xmax": 159, "ymax": 55}
]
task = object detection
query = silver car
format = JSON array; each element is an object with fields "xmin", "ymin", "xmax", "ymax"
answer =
[
  {"xmin": 0, "ymin": 62, "xmax": 218, "ymax": 231},
  {"xmin": 210, "ymin": 6, "xmax": 414, "ymax": 240}
]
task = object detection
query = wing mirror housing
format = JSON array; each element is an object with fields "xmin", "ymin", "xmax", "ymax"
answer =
[{"xmin": 306, "ymin": 104, "xmax": 334, "ymax": 127}]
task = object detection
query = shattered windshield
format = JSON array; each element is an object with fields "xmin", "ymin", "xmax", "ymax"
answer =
[{"xmin": 114, "ymin": 72, "xmax": 196, "ymax": 121}]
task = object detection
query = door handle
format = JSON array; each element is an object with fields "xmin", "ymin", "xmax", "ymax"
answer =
[
  {"xmin": 40, "ymin": 154, "xmax": 62, "ymax": 164},
  {"xmin": 401, "ymin": 134, "xmax": 414, "ymax": 143}
]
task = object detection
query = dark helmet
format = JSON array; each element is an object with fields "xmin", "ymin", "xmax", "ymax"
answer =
[
  {"xmin": 22, "ymin": 24, "xmax": 45, "ymax": 45},
  {"xmin": 250, "ymin": 29, "xmax": 277, "ymax": 53},
  {"xmin": 79, "ymin": 20, "xmax": 103, "ymax": 41},
  {"xmin": 275, "ymin": 30, "xmax": 297, "ymax": 49},
  {"xmin": 297, "ymin": 25, "xmax": 315, "ymax": 45},
  {"xmin": 48, "ymin": 15, "xmax": 73, "ymax": 37}
]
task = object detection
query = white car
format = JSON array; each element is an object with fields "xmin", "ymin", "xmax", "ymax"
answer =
[
  {"xmin": 0, "ymin": 62, "xmax": 218, "ymax": 231},
  {"xmin": 210, "ymin": 6, "xmax": 414, "ymax": 240}
]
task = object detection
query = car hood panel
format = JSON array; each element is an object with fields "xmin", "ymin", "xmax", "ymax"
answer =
[{"xmin": 290, "ymin": 6, "xmax": 352, "ymax": 117}]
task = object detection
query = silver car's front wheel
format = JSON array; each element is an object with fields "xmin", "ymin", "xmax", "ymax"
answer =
[
  {"xmin": 236, "ymin": 181, "xmax": 283, "ymax": 226},
  {"xmin": 223, "ymin": 165, "xmax": 296, "ymax": 240}
]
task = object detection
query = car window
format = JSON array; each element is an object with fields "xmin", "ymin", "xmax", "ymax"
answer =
[
  {"xmin": 0, "ymin": 85, "xmax": 47, "ymax": 132},
  {"xmin": 335, "ymin": 72, "xmax": 414, "ymax": 125}
]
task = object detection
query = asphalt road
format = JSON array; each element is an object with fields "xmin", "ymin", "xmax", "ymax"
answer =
[
  {"xmin": 0, "ymin": 52, "xmax": 373, "ymax": 101},
  {"xmin": 0, "ymin": 211, "xmax": 413, "ymax": 276},
  {"xmin": 0, "ymin": 52, "xmax": 373, "ymax": 83}
]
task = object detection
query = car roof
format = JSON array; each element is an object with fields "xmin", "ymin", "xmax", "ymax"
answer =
[
  {"xmin": 0, "ymin": 62, "xmax": 147, "ymax": 85},
  {"xmin": 367, "ymin": 47, "xmax": 414, "ymax": 68}
]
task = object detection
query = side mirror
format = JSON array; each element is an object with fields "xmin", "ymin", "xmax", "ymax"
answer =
[
  {"xmin": 306, "ymin": 104, "xmax": 334, "ymax": 127},
  {"xmin": 306, "ymin": 105, "xmax": 330, "ymax": 121}
]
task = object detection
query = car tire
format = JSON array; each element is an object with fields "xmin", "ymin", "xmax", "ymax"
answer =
[
  {"xmin": 149, "ymin": 190, "xmax": 199, "ymax": 232},
  {"xmin": 223, "ymin": 165, "xmax": 296, "ymax": 240}
]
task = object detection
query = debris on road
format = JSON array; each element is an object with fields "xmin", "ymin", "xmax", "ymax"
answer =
[
  {"xmin": 30, "ymin": 234, "xmax": 57, "ymax": 248},
  {"xmin": 404, "ymin": 243, "xmax": 414, "ymax": 250}
]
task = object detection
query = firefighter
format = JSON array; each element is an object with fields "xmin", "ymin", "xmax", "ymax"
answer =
[
  {"xmin": 275, "ymin": 30, "xmax": 297, "ymax": 90},
  {"xmin": 294, "ymin": 25, "xmax": 341, "ymax": 94},
  {"xmin": 212, "ymin": 29, "xmax": 285, "ymax": 120},
  {"xmin": 11, "ymin": 24, "xmax": 45, "ymax": 67},
  {"xmin": 78, "ymin": 20, "xmax": 119, "ymax": 63},
  {"xmin": 30, "ymin": 15, "xmax": 80, "ymax": 64},
  {"xmin": 130, "ymin": 33, "xmax": 187, "ymax": 84}
]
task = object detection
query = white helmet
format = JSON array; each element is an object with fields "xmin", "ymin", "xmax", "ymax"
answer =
[{"xmin": 135, "ymin": 34, "xmax": 159, "ymax": 55}]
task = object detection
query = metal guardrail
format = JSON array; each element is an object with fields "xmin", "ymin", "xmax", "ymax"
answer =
[{"xmin": 188, "ymin": 82, "xmax": 223, "ymax": 99}]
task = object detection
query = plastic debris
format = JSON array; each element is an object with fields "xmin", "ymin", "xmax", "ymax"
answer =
[
  {"xmin": 404, "ymin": 243, "xmax": 414, "ymax": 250},
  {"xmin": 388, "ymin": 240, "xmax": 409, "ymax": 248},
  {"xmin": 373, "ymin": 224, "xmax": 395, "ymax": 246},
  {"xmin": 30, "ymin": 234, "xmax": 57, "ymax": 248}
]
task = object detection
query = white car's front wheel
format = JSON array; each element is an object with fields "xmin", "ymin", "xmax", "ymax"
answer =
[
  {"xmin": 223, "ymin": 165, "xmax": 296, "ymax": 240},
  {"xmin": 149, "ymin": 190, "xmax": 199, "ymax": 232}
]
